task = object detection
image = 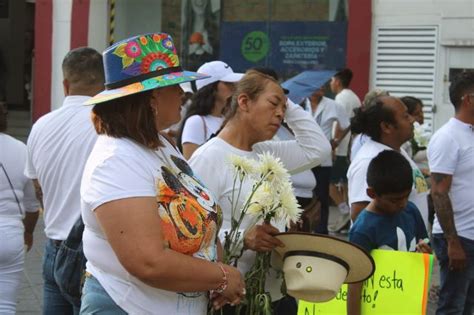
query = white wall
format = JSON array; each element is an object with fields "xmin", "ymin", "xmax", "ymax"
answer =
[
  {"xmin": 114, "ymin": 0, "xmax": 163, "ymax": 43},
  {"xmin": 88, "ymin": 0, "xmax": 108, "ymax": 53},
  {"xmin": 371, "ymin": 0, "xmax": 474, "ymax": 131},
  {"xmin": 51, "ymin": 0, "xmax": 73, "ymax": 110}
]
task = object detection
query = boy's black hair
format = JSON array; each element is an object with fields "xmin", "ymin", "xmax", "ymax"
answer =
[{"xmin": 367, "ymin": 150, "xmax": 413, "ymax": 195}]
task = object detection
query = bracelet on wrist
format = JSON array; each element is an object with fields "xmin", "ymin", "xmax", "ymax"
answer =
[{"xmin": 214, "ymin": 262, "xmax": 228, "ymax": 294}]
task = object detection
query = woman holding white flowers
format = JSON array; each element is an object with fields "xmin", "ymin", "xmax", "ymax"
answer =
[{"xmin": 189, "ymin": 70, "xmax": 331, "ymax": 314}]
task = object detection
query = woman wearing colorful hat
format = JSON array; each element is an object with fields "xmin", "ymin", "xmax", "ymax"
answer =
[
  {"xmin": 189, "ymin": 70, "xmax": 332, "ymax": 314},
  {"xmin": 80, "ymin": 33, "xmax": 245, "ymax": 314},
  {"xmin": 178, "ymin": 61, "xmax": 243, "ymax": 160}
]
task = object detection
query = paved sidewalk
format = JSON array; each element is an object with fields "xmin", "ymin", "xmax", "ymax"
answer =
[{"xmin": 17, "ymin": 209, "xmax": 439, "ymax": 314}]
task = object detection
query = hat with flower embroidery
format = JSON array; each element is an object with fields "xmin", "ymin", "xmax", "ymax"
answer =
[
  {"xmin": 86, "ymin": 33, "xmax": 209, "ymax": 105},
  {"xmin": 272, "ymin": 232, "xmax": 375, "ymax": 302}
]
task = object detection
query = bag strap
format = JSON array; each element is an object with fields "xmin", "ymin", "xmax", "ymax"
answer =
[
  {"xmin": 0, "ymin": 162, "xmax": 23, "ymax": 215},
  {"xmin": 200, "ymin": 115, "xmax": 208, "ymax": 141}
]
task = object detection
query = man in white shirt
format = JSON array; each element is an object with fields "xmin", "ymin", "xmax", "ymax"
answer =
[
  {"xmin": 25, "ymin": 47, "xmax": 104, "ymax": 314},
  {"xmin": 303, "ymin": 86, "xmax": 350, "ymax": 234},
  {"xmin": 428, "ymin": 71, "xmax": 474, "ymax": 314},
  {"xmin": 347, "ymin": 96, "xmax": 429, "ymax": 228},
  {"xmin": 329, "ymin": 68, "xmax": 361, "ymax": 232}
]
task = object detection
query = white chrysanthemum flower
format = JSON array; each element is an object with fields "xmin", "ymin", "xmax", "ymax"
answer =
[
  {"xmin": 228, "ymin": 154, "xmax": 257, "ymax": 180},
  {"xmin": 246, "ymin": 182, "xmax": 276, "ymax": 218},
  {"xmin": 276, "ymin": 183, "xmax": 302, "ymax": 226},
  {"xmin": 246, "ymin": 202, "xmax": 264, "ymax": 217},
  {"xmin": 257, "ymin": 152, "xmax": 290, "ymax": 185}
]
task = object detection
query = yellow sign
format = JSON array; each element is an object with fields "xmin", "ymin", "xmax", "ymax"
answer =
[{"xmin": 298, "ymin": 250, "xmax": 434, "ymax": 314}]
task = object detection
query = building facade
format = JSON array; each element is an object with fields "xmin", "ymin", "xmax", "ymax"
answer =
[{"xmin": 1, "ymin": 0, "xmax": 472, "ymax": 139}]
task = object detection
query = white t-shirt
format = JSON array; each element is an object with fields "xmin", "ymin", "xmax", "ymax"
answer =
[
  {"xmin": 305, "ymin": 97, "xmax": 350, "ymax": 166},
  {"xmin": 25, "ymin": 96, "xmax": 97, "ymax": 240},
  {"xmin": 350, "ymin": 133, "xmax": 369, "ymax": 161},
  {"xmin": 181, "ymin": 114, "xmax": 224, "ymax": 146},
  {"xmin": 189, "ymin": 100, "xmax": 331, "ymax": 299},
  {"xmin": 347, "ymin": 138, "xmax": 429, "ymax": 228},
  {"xmin": 81, "ymin": 135, "xmax": 221, "ymax": 315},
  {"xmin": 0, "ymin": 133, "xmax": 39, "ymax": 221},
  {"xmin": 428, "ymin": 118, "xmax": 474, "ymax": 240},
  {"xmin": 334, "ymin": 89, "xmax": 361, "ymax": 156}
]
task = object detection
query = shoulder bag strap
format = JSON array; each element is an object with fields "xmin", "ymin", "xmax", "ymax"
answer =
[{"xmin": 0, "ymin": 162, "xmax": 23, "ymax": 215}]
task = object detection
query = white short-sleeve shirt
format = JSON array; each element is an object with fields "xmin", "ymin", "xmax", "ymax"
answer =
[
  {"xmin": 428, "ymin": 118, "xmax": 474, "ymax": 240},
  {"xmin": 81, "ymin": 135, "xmax": 221, "ymax": 314},
  {"xmin": 334, "ymin": 89, "xmax": 361, "ymax": 156},
  {"xmin": 25, "ymin": 96, "xmax": 97, "ymax": 240},
  {"xmin": 306, "ymin": 97, "xmax": 350, "ymax": 166},
  {"xmin": 181, "ymin": 115, "xmax": 224, "ymax": 146}
]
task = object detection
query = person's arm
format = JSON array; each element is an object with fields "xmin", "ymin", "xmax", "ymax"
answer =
[
  {"xmin": 256, "ymin": 99, "xmax": 331, "ymax": 174},
  {"xmin": 431, "ymin": 173, "xmax": 466, "ymax": 270},
  {"xmin": 32, "ymin": 179, "xmax": 43, "ymax": 209},
  {"xmin": 427, "ymin": 131, "xmax": 465, "ymax": 270},
  {"xmin": 181, "ymin": 115, "xmax": 207, "ymax": 160},
  {"xmin": 94, "ymin": 197, "xmax": 245, "ymax": 304},
  {"xmin": 23, "ymin": 211, "xmax": 39, "ymax": 251},
  {"xmin": 332, "ymin": 125, "xmax": 351, "ymax": 149},
  {"xmin": 22, "ymin": 178, "xmax": 40, "ymax": 251},
  {"xmin": 347, "ymin": 282, "xmax": 363, "ymax": 315}
]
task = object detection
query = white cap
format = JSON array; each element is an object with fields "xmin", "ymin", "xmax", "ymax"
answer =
[{"xmin": 195, "ymin": 61, "xmax": 244, "ymax": 90}]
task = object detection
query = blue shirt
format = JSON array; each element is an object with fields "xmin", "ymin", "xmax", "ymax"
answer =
[{"xmin": 349, "ymin": 201, "xmax": 428, "ymax": 252}]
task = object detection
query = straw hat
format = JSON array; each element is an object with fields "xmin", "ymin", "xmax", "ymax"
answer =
[
  {"xmin": 86, "ymin": 33, "xmax": 209, "ymax": 105},
  {"xmin": 272, "ymin": 232, "xmax": 375, "ymax": 302}
]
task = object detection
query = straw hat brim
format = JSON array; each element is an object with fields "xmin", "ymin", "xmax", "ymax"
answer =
[
  {"xmin": 273, "ymin": 232, "xmax": 375, "ymax": 283},
  {"xmin": 85, "ymin": 71, "xmax": 209, "ymax": 105}
]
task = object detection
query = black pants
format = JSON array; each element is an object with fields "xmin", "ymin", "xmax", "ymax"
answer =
[{"xmin": 312, "ymin": 166, "xmax": 331, "ymax": 235}]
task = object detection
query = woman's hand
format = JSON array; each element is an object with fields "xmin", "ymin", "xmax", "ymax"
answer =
[
  {"xmin": 211, "ymin": 264, "xmax": 245, "ymax": 310},
  {"xmin": 243, "ymin": 223, "xmax": 284, "ymax": 252},
  {"xmin": 24, "ymin": 231, "xmax": 33, "ymax": 252}
]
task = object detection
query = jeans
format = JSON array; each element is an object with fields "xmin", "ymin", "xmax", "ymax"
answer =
[
  {"xmin": 43, "ymin": 239, "xmax": 80, "ymax": 315},
  {"xmin": 312, "ymin": 166, "xmax": 331, "ymax": 234},
  {"xmin": 432, "ymin": 234, "xmax": 474, "ymax": 315},
  {"xmin": 80, "ymin": 274, "xmax": 127, "ymax": 315}
]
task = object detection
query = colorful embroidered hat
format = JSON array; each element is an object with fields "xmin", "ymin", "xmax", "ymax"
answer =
[
  {"xmin": 272, "ymin": 232, "xmax": 375, "ymax": 302},
  {"xmin": 86, "ymin": 33, "xmax": 209, "ymax": 105}
]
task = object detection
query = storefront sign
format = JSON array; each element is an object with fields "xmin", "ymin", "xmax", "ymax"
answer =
[{"xmin": 220, "ymin": 21, "xmax": 347, "ymax": 78}]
